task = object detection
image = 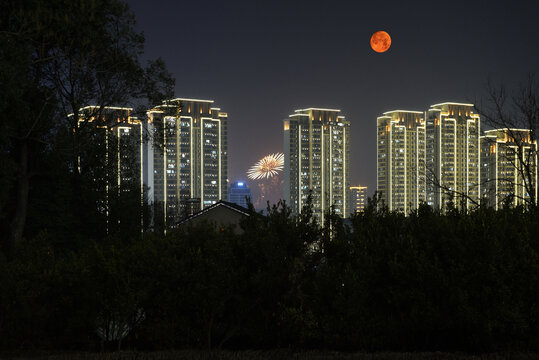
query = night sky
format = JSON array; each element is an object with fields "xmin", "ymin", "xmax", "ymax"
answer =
[{"xmin": 127, "ymin": 0, "xmax": 539, "ymax": 204}]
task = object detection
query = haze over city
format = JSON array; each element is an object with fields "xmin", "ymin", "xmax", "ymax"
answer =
[{"xmin": 127, "ymin": 0, "xmax": 539, "ymax": 204}]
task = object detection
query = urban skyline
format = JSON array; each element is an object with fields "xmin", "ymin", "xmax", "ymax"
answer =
[
  {"xmin": 127, "ymin": 1, "xmax": 539, "ymax": 199},
  {"xmin": 51, "ymin": 1, "xmax": 539, "ymax": 220},
  {"xmin": 80, "ymin": 98, "xmax": 538, "ymax": 221}
]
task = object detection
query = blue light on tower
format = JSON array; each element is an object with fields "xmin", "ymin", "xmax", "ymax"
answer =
[{"xmin": 229, "ymin": 181, "xmax": 251, "ymax": 208}]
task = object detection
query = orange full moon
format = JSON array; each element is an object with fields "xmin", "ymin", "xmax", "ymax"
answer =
[{"xmin": 370, "ymin": 31, "xmax": 391, "ymax": 53}]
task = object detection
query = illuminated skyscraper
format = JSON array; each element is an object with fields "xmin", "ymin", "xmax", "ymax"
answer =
[
  {"xmin": 228, "ymin": 181, "xmax": 251, "ymax": 208},
  {"xmin": 425, "ymin": 103, "xmax": 480, "ymax": 210},
  {"xmin": 349, "ymin": 185, "xmax": 368, "ymax": 214},
  {"xmin": 377, "ymin": 110, "xmax": 426, "ymax": 212},
  {"xmin": 481, "ymin": 128, "xmax": 537, "ymax": 209},
  {"xmin": 72, "ymin": 106, "xmax": 143, "ymax": 234},
  {"xmin": 284, "ymin": 108, "xmax": 350, "ymax": 221},
  {"xmin": 144, "ymin": 98, "xmax": 228, "ymax": 230}
]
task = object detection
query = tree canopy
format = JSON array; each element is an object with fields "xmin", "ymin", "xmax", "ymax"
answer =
[{"xmin": 0, "ymin": 0, "xmax": 174, "ymax": 256}]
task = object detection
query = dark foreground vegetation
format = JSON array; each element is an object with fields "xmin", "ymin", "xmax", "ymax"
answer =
[
  {"xmin": 1, "ymin": 200, "xmax": 538, "ymax": 353},
  {"xmin": 3, "ymin": 350, "xmax": 539, "ymax": 360}
]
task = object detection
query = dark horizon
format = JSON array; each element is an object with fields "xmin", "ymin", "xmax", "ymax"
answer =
[{"xmin": 127, "ymin": 0, "xmax": 539, "ymax": 203}]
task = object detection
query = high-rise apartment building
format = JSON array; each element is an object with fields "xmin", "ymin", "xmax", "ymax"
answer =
[
  {"xmin": 377, "ymin": 110, "xmax": 426, "ymax": 213},
  {"xmin": 144, "ymin": 98, "xmax": 228, "ymax": 230},
  {"xmin": 228, "ymin": 181, "xmax": 251, "ymax": 208},
  {"xmin": 73, "ymin": 106, "xmax": 143, "ymax": 234},
  {"xmin": 481, "ymin": 128, "xmax": 537, "ymax": 209},
  {"xmin": 349, "ymin": 185, "xmax": 368, "ymax": 214},
  {"xmin": 426, "ymin": 103, "xmax": 480, "ymax": 210},
  {"xmin": 284, "ymin": 108, "xmax": 350, "ymax": 221}
]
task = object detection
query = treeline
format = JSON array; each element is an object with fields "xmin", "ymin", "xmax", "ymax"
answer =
[{"xmin": 1, "ymin": 201, "xmax": 538, "ymax": 352}]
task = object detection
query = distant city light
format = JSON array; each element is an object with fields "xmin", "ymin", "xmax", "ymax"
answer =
[{"xmin": 247, "ymin": 153, "xmax": 284, "ymax": 180}]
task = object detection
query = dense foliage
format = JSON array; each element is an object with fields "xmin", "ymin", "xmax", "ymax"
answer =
[
  {"xmin": 1, "ymin": 200, "xmax": 538, "ymax": 352},
  {"xmin": 0, "ymin": 0, "xmax": 174, "ymax": 256}
]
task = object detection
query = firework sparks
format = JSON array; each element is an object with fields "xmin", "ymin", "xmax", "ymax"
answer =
[{"xmin": 247, "ymin": 153, "xmax": 284, "ymax": 180}]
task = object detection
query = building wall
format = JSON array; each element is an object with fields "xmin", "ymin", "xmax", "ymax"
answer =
[
  {"xmin": 481, "ymin": 128, "xmax": 538, "ymax": 209},
  {"xmin": 284, "ymin": 108, "xmax": 350, "ymax": 221},
  {"xmin": 349, "ymin": 186, "xmax": 367, "ymax": 214},
  {"xmin": 377, "ymin": 110, "xmax": 425, "ymax": 213},
  {"xmin": 228, "ymin": 181, "xmax": 251, "ymax": 208},
  {"xmin": 74, "ymin": 106, "xmax": 143, "ymax": 234},
  {"xmin": 426, "ymin": 103, "xmax": 480, "ymax": 211},
  {"xmin": 145, "ymin": 98, "xmax": 228, "ymax": 230}
]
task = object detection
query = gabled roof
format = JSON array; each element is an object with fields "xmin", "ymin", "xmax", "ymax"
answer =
[{"xmin": 178, "ymin": 200, "xmax": 252, "ymax": 225}]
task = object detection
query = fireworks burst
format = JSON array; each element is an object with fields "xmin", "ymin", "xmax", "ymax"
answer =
[{"xmin": 247, "ymin": 153, "xmax": 284, "ymax": 180}]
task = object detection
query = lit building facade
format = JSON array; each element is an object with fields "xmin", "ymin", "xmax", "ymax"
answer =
[
  {"xmin": 73, "ymin": 106, "xmax": 143, "ymax": 234},
  {"xmin": 426, "ymin": 103, "xmax": 480, "ymax": 210},
  {"xmin": 228, "ymin": 181, "xmax": 251, "ymax": 208},
  {"xmin": 377, "ymin": 110, "xmax": 426, "ymax": 213},
  {"xmin": 481, "ymin": 128, "xmax": 537, "ymax": 209},
  {"xmin": 144, "ymin": 98, "xmax": 228, "ymax": 230},
  {"xmin": 349, "ymin": 185, "xmax": 368, "ymax": 214},
  {"xmin": 284, "ymin": 108, "xmax": 350, "ymax": 221}
]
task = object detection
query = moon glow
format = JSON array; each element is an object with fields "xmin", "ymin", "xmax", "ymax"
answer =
[{"xmin": 370, "ymin": 31, "xmax": 391, "ymax": 53}]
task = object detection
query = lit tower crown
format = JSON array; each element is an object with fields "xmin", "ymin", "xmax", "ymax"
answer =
[{"xmin": 284, "ymin": 108, "xmax": 350, "ymax": 221}]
